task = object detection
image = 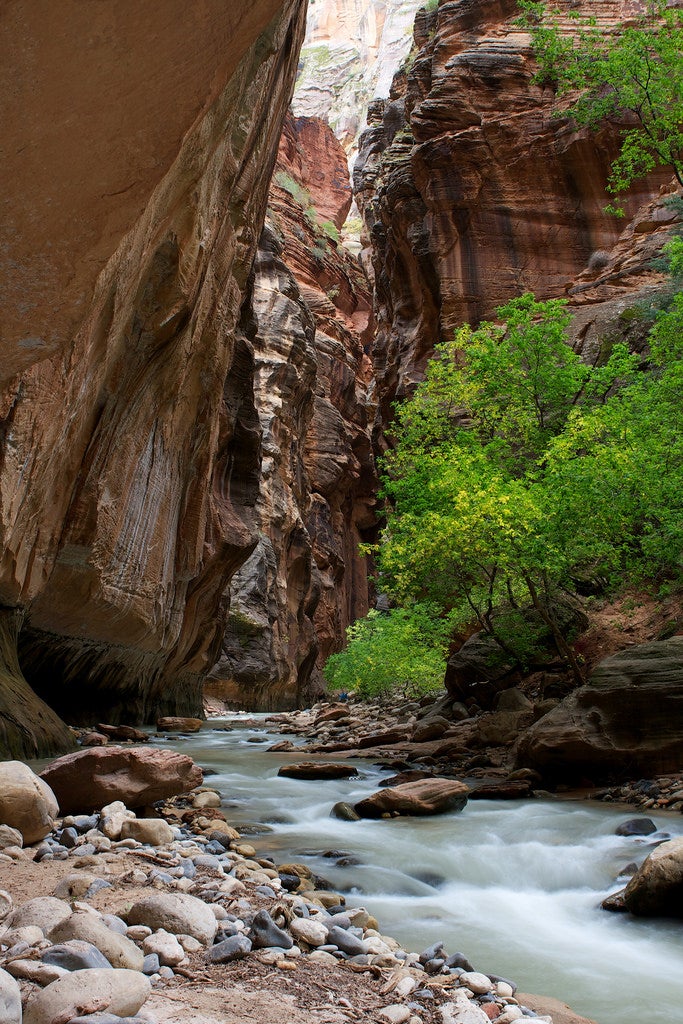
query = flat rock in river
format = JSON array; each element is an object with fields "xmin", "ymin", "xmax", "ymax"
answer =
[
  {"xmin": 354, "ymin": 778, "xmax": 469, "ymax": 818},
  {"xmin": 277, "ymin": 762, "xmax": 358, "ymax": 780}
]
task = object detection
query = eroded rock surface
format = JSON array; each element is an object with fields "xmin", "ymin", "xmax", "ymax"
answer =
[
  {"xmin": 207, "ymin": 114, "xmax": 378, "ymax": 709},
  {"xmin": 516, "ymin": 637, "xmax": 683, "ymax": 783},
  {"xmin": 0, "ymin": 1, "xmax": 308, "ymax": 754},
  {"xmin": 354, "ymin": 0, "xmax": 671, "ymax": 425}
]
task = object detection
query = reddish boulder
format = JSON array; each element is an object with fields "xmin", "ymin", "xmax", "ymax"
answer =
[
  {"xmin": 97, "ymin": 724, "xmax": 149, "ymax": 742},
  {"xmin": 354, "ymin": 778, "xmax": 469, "ymax": 818},
  {"xmin": 156, "ymin": 717, "xmax": 203, "ymax": 733},
  {"xmin": 357, "ymin": 729, "xmax": 408, "ymax": 749},
  {"xmin": 40, "ymin": 746, "xmax": 202, "ymax": 814}
]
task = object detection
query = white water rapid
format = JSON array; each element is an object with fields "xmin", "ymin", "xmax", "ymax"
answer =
[{"xmin": 165, "ymin": 715, "xmax": 683, "ymax": 1024}]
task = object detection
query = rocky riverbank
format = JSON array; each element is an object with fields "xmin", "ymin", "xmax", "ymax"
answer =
[
  {"xmin": 0, "ymin": 749, "xmax": 598, "ymax": 1024},
  {"xmin": 263, "ymin": 692, "xmax": 683, "ymax": 812}
]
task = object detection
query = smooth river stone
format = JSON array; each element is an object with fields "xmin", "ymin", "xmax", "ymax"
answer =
[
  {"xmin": 4, "ymin": 896, "xmax": 72, "ymax": 938},
  {"xmin": 23, "ymin": 968, "xmax": 150, "ymax": 1024},
  {"xmin": 125, "ymin": 893, "xmax": 217, "ymax": 945},
  {"xmin": 0, "ymin": 762, "xmax": 59, "ymax": 843},
  {"xmin": 50, "ymin": 912, "xmax": 144, "ymax": 971},
  {"xmin": 0, "ymin": 967, "xmax": 21, "ymax": 1024}
]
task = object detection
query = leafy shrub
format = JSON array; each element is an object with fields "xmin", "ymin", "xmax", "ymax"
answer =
[{"xmin": 323, "ymin": 604, "xmax": 453, "ymax": 700}]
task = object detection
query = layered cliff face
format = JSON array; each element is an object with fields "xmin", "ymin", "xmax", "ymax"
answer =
[
  {"xmin": 0, "ymin": 1, "xmax": 309, "ymax": 757},
  {"xmin": 207, "ymin": 115, "xmax": 378, "ymax": 709},
  {"xmin": 294, "ymin": 0, "xmax": 424, "ymax": 155},
  {"xmin": 354, "ymin": 0, "xmax": 672, "ymax": 425}
]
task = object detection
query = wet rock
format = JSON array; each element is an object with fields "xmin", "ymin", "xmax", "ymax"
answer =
[
  {"xmin": 379, "ymin": 770, "xmax": 434, "ymax": 789},
  {"xmin": 96, "ymin": 724, "xmax": 149, "ymax": 742},
  {"xmin": 249, "ymin": 909, "xmax": 293, "ymax": 950},
  {"xmin": 615, "ymin": 817, "xmax": 657, "ymax": 837},
  {"xmin": 22, "ymin": 968, "xmax": 150, "ymax": 1024},
  {"xmin": 157, "ymin": 717, "xmax": 203, "ymax": 732},
  {"xmin": 623, "ymin": 836, "xmax": 683, "ymax": 917},
  {"xmin": 0, "ymin": 762, "xmax": 59, "ymax": 843},
  {"xmin": 469, "ymin": 780, "xmax": 532, "ymax": 800},
  {"xmin": 40, "ymin": 746, "xmax": 203, "ymax": 814},
  {"xmin": 331, "ymin": 802, "xmax": 360, "ymax": 821},
  {"xmin": 355, "ymin": 779, "xmax": 469, "ymax": 819},
  {"xmin": 277, "ymin": 762, "xmax": 358, "ymax": 780},
  {"xmin": 601, "ymin": 889, "xmax": 627, "ymax": 913},
  {"xmin": 125, "ymin": 893, "xmax": 217, "ymax": 945}
]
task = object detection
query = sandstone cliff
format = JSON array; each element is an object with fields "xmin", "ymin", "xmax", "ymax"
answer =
[
  {"xmin": 294, "ymin": 0, "xmax": 424, "ymax": 156},
  {"xmin": 207, "ymin": 115, "xmax": 378, "ymax": 709},
  {"xmin": 0, "ymin": 1, "xmax": 309, "ymax": 757},
  {"xmin": 354, "ymin": 0, "xmax": 673, "ymax": 425}
]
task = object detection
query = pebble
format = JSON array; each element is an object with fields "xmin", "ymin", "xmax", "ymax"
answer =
[
  {"xmin": 460, "ymin": 971, "xmax": 493, "ymax": 994},
  {"xmin": 379, "ymin": 1006, "xmax": 412, "ymax": 1024}
]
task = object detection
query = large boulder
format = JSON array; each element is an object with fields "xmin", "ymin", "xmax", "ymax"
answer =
[
  {"xmin": 23, "ymin": 968, "xmax": 150, "ymax": 1024},
  {"xmin": 0, "ymin": 761, "xmax": 59, "ymax": 843},
  {"xmin": 515, "ymin": 638, "xmax": 683, "ymax": 782},
  {"xmin": 354, "ymin": 778, "xmax": 469, "ymax": 819},
  {"xmin": 124, "ymin": 893, "xmax": 217, "ymax": 945},
  {"xmin": 623, "ymin": 837, "xmax": 683, "ymax": 918},
  {"xmin": 40, "ymin": 746, "xmax": 202, "ymax": 814}
]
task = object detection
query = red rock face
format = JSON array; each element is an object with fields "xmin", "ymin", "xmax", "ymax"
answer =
[
  {"xmin": 354, "ymin": 0, "xmax": 671, "ymax": 423},
  {"xmin": 0, "ymin": 2, "xmax": 309, "ymax": 755},
  {"xmin": 207, "ymin": 115, "xmax": 379, "ymax": 709}
]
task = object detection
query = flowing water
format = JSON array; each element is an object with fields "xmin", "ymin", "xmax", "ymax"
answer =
[{"xmin": 163, "ymin": 715, "xmax": 683, "ymax": 1024}]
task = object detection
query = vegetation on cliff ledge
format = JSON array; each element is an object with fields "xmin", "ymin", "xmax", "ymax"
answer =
[{"xmin": 519, "ymin": 0, "xmax": 683, "ymax": 211}]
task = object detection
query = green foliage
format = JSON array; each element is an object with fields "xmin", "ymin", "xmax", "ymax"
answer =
[
  {"xmin": 320, "ymin": 220, "xmax": 340, "ymax": 243},
  {"xmin": 323, "ymin": 604, "xmax": 453, "ymax": 700},
  {"xmin": 518, "ymin": 0, "xmax": 683, "ymax": 207},
  {"xmin": 367, "ymin": 292, "xmax": 682, "ymax": 682},
  {"xmin": 274, "ymin": 170, "xmax": 312, "ymax": 209}
]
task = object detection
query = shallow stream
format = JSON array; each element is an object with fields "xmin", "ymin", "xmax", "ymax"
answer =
[{"xmin": 162, "ymin": 715, "xmax": 683, "ymax": 1024}]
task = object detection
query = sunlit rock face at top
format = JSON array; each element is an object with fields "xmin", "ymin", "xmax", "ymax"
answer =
[{"xmin": 293, "ymin": 0, "xmax": 425, "ymax": 155}]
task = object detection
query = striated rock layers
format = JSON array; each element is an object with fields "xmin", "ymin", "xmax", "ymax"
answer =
[
  {"xmin": 515, "ymin": 637, "xmax": 683, "ymax": 784},
  {"xmin": 206, "ymin": 114, "xmax": 378, "ymax": 709},
  {"xmin": 354, "ymin": 0, "xmax": 672, "ymax": 424},
  {"xmin": 0, "ymin": 1, "xmax": 309, "ymax": 757}
]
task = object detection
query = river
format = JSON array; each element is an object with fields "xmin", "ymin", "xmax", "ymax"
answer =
[{"xmin": 160, "ymin": 714, "xmax": 683, "ymax": 1024}]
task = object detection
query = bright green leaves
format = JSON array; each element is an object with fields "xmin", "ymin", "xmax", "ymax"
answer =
[
  {"xmin": 367, "ymin": 292, "xmax": 682, "ymax": 684},
  {"xmin": 322, "ymin": 604, "xmax": 453, "ymax": 700},
  {"xmin": 518, "ymin": 0, "xmax": 683, "ymax": 206}
]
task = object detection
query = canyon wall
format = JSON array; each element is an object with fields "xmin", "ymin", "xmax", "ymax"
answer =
[
  {"xmin": 0, "ymin": 1, "xmax": 309, "ymax": 757},
  {"xmin": 294, "ymin": 0, "xmax": 424, "ymax": 156},
  {"xmin": 207, "ymin": 115, "xmax": 378, "ymax": 710},
  {"xmin": 354, "ymin": 0, "xmax": 672, "ymax": 425}
]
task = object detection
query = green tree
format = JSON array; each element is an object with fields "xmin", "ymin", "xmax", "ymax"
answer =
[
  {"xmin": 518, "ymin": 0, "xmax": 683, "ymax": 210},
  {"xmin": 322, "ymin": 603, "xmax": 453, "ymax": 700},
  {"xmin": 368, "ymin": 293, "xmax": 680, "ymax": 684}
]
